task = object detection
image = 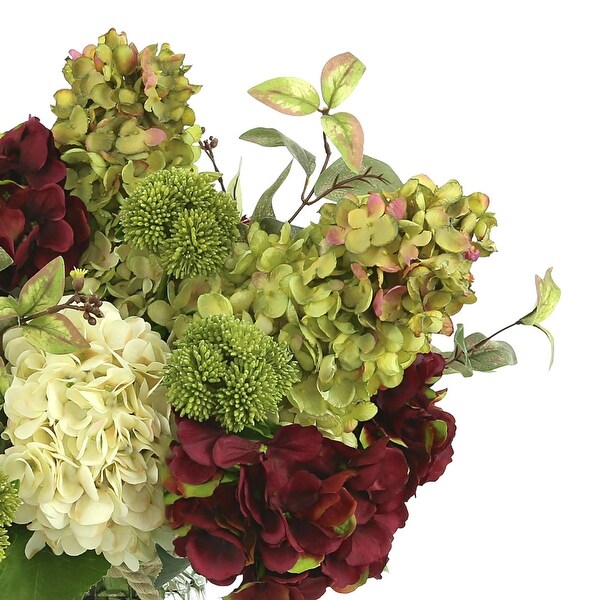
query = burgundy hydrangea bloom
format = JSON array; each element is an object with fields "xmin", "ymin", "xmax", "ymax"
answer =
[
  {"xmin": 0, "ymin": 117, "xmax": 66, "ymax": 189},
  {"xmin": 0, "ymin": 184, "xmax": 90, "ymax": 292},
  {"xmin": 166, "ymin": 417, "xmax": 414, "ymax": 598},
  {"xmin": 226, "ymin": 571, "xmax": 330, "ymax": 600},
  {"xmin": 363, "ymin": 352, "xmax": 457, "ymax": 499},
  {"xmin": 0, "ymin": 118, "xmax": 90, "ymax": 293}
]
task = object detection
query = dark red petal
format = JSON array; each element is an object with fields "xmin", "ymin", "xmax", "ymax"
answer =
[
  {"xmin": 213, "ymin": 435, "xmax": 261, "ymax": 468},
  {"xmin": 289, "ymin": 519, "xmax": 343, "ymax": 556},
  {"xmin": 296, "ymin": 575, "xmax": 330, "ymax": 600},
  {"xmin": 226, "ymin": 580, "xmax": 293, "ymax": 600},
  {"xmin": 12, "ymin": 184, "xmax": 66, "ymax": 221},
  {"xmin": 268, "ymin": 425, "xmax": 323, "ymax": 465},
  {"xmin": 64, "ymin": 195, "xmax": 90, "ymax": 244},
  {"xmin": 322, "ymin": 552, "xmax": 366, "ymax": 591},
  {"xmin": 167, "ymin": 444, "xmax": 218, "ymax": 485},
  {"xmin": 276, "ymin": 470, "xmax": 321, "ymax": 513},
  {"xmin": 315, "ymin": 489, "xmax": 356, "ymax": 530},
  {"xmin": 37, "ymin": 220, "xmax": 74, "ymax": 252},
  {"xmin": 13, "ymin": 226, "xmax": 39, "ymax": 268},
  {"xmin": 259, "ymin": 540, "xmax": 300, "ymax": 573},
  {"xmin": 18, "ymin": 118, "xmax": 49, "ymax": 174},
  {"xmin": 177, "ymin": 418, "xmax": 224, "ymax": 467},
  {"xmin": 345, "ymin": 519, "xmax": 393, "ymax": 567},
  {"xmin": 185, "ymin": 528, "xmax": 246, "ymax": 585},
  {"xmin": 0, "ymin": 206, "xmax": 25, "ymax": 240}
]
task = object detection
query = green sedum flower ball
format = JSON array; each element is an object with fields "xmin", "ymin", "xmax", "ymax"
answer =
[
  {"xmin": 163, "ymin": 315, "xmax": 299, "ymax": 432},
  {"xmin": 0, "ymin": 469, "xmax": 21, "ymax": 562},
  {"xmin": 120, "ymin": 168, "xmax": 240, "ymax": 279}
]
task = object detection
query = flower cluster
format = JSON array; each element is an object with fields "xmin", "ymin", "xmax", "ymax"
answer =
[
  {"xmin": 51, "ymin": 28, "xmax": 202, "ymax": 232},
  {"xmin": 164, "ymin": 314, "xmax": 299, "ymax": 432},
  {"xmin": 0, "ymin": 303, "xmax": 172, "ymax": 569},
  {"xmin": 213, "ymin": 180, "xmax": 495, "ymax": 444},
  {"xmin": 164, "ymin": 352, "xmax": 453, "ymax": 600},
  {"xmin": 0, "ymin": 117, "xmax": 90, "ymax": 293},
  {"xmin": 0, "ymin": 30, "xmax": 559, "ymax": 600},
  {"xmin": 121, "ymin": 169, "xmax": 240, "ymax": 279},
  {"xmin": 0, "ymin": 469, "xmax": 21, "ymax": 561}
]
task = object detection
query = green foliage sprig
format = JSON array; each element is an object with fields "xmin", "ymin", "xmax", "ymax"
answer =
[
  {"xmin": 0, "ymin": 257, "xmax": 103, "ymax": 360},
  {"xmin": 443, "ymin": 268, "xmax": 561, "ymax": 374},
  {"xmin": 242, "ymin": 52, "xmax": 401, "ymax": 229}
]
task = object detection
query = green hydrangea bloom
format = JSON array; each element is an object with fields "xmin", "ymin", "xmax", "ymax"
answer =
[
  {"xmin": 164, "ymin": 315, "xmax": 299, "ymax": 432},
  {"xmin": 0, "ymin": 469, "xmax": 21, "ymax": 562},
  {"xmin": 120, "ymin": 169, "xmax": 240, "ymax": 279},
  {"xmin": 51, "ymin": 28, "xmax": 202, "ymax": 232},
  {"xmin": 214, "ymin": 175, "xmax": 496, "ymax": 445}
]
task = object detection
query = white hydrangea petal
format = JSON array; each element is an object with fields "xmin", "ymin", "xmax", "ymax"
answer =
[
  {"xmin": 24, "ymin": 530, "xmax": 48, "ymax": 558},
  {"xmin": 71, "ymin": 491, "xmax": 114, "ymax": 526},
  {"xmin": 56, "ymin": 462, "xmax": 84, "ymax": 504}
]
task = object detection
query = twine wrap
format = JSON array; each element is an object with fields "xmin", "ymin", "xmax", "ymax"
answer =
[{"xmin": 107, "ymin": 557, "xmax": 163, "ymax": 600}]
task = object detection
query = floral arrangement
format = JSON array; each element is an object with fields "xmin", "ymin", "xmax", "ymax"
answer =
[{"xmin": 0, "ymin": 29, "xmax": 560, "ymax": 600}]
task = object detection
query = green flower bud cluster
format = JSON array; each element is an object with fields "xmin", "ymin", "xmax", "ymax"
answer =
[
  {"xmin": 51, "ymin": 28, "xmax": 202, "ymax": 231},
  {"xmin": 0, "ymin": 469, "xmax": 21, "ymax": 562},
  {"xmin": 319, "ymin": 176, "xmax": 496, "ymax": 335},
  {"xmin": 163, "ymin": 314, "xmax": 299, "ymax": 432},
  {"xmin": 120, "ymin": 169, "xmax": 240, "ymax": 280}
]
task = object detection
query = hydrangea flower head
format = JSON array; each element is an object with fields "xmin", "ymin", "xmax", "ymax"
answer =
[{"xmin": 0, "ymin": 302, "xmax": 172, "ymax": 570}]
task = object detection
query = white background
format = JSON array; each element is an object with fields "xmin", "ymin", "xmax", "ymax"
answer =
[{"xmin": 2, "ymin": 1, "xmax": 598, "ymax": 599}]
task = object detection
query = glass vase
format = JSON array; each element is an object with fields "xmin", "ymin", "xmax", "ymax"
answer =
[{"xmin": 83, "ymin": 570, "xmax": 206, "ymax": 600}]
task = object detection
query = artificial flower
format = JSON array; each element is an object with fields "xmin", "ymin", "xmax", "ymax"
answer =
[
  {"xmin": 0, "ymin": 116, "xmax": 66, "ymax": 189},
  {"xmin": 120, "ymin": 168, "xmax": 240, "ymax": 279},
  {"xmin": 163, "ymin": 315, "xmax": 299, "ymax": 432},
  {"xmin": 0, "ymin": 469, "xmax": 21, "ymax": 561},
  {"xmin": 0, "ymin": 302, "xmax": 172, "ymax": 570}
]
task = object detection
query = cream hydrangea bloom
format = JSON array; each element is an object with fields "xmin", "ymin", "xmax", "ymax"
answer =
[{"xmin": 0, "ymin": 302, "xmax": 172, "ymax": 570}]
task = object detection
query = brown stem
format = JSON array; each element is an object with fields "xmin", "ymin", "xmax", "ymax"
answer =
[
  {"xmin": 201, "ymin": 138, "xmax": 226, "ymax": 193},
  {"xmin": 22, "ymin": 295, "xmax": 79, "ymax": 323}
]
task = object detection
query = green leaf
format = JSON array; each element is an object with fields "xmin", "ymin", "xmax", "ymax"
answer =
[
  {"xmin": 240, "ymin": 127, "xmax": 316, "ymax": 176},
  {"xmin": 517, "ymin": 268, "xmax": 560, "ymax": 369},
  {"xmin": 227, "ymin": 159, "xmax": 243, "ymax": 214},
  {"xmin": 0, "ymin": 297, "xmax": 19, "ymax": 338},
  {"xmin": 248, "ymin": 77, "xmax": 320, "ymax": 116},
  {"xmin": 154, "ymin": 546, "xmax": 190, "ymax": 588},
  {"xmin": 442, "ymin": 323, "xmax": 473, "ymax": 377},
  {"xmin": 250, "ymin": 160, "xmax": 293, "ymax": 224},
  {"xmin": 17, "ymin": 256, "xmax": 65, "ymax": 317},
  {"xmin": 534, "ymin": 323, "xmax": 556, "ymax": 368},
  {"xmin": 464, "ymin": 332, "xmax": 518, "ymax": 372},
  {"xmin": 314, "ymin": 155, "xmax": 402, "ymax": 202},
  {"xmin": 519, "ymin": 267, "xmax": 561, "ymax": 326},
  {"xmin": 21, "ymin": 314, "xmax": 89, "ymax": 354},
  {"xmin": 0, "ymin": 246, "xmax": 13, "ymax": 272},
  {"xmin": 321, "ymin": 112, "xmax": 364, "ymax": 173},
  {"xmin": 0, "ymin": 296, "xmax": 19, "ymax": 317},
  {"xmin": 321, "ymin": 52, "xmax": 366, "ymax": 109},
  {"xmin": 260, "ymin": 217, "xmax": 303, "ymax": 239},
  {"xmin": 0, "ymin": 525, "xmax": 109, "ymax": 600}
]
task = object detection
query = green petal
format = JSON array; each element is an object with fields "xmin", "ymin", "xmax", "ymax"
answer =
[{"xmin": 345, "ymin": 228, "xmax": 371, "ymax": 254}]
